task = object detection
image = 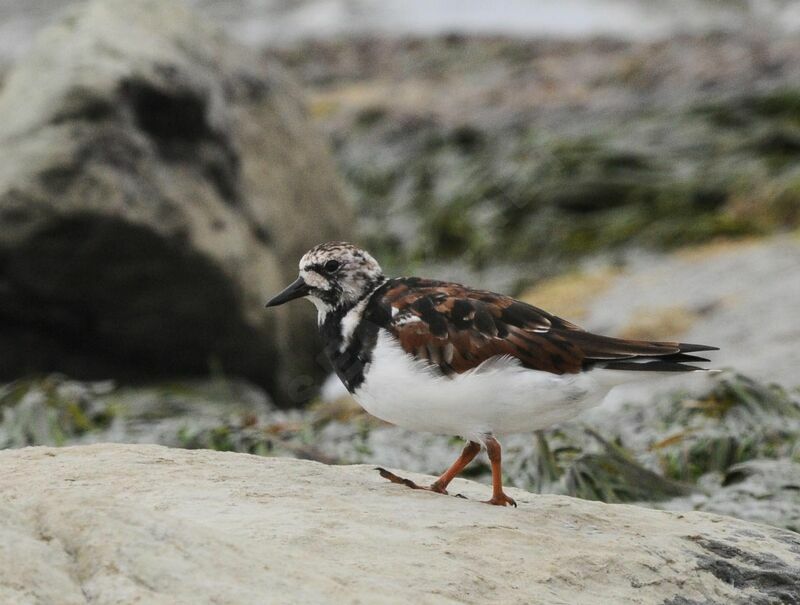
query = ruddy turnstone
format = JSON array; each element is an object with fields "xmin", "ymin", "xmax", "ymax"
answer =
[{"xmin": 266, "ymin": 242, "xmax": 717, "ymax": 506}]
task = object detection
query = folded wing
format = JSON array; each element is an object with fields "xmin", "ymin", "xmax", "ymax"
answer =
[{"xmin": 372, "ymin": 278, "xmax": 717, "ymax": 376}]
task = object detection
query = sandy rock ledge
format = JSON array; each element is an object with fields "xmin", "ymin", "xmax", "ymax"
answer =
[{"xmin": 0, "ymin": 444, "xmax": 798, "ymax": 605}]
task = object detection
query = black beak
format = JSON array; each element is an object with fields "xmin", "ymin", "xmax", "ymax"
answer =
[{"xmin": 265, "ymin": 277, "xmax": 311, "ymax": 307}]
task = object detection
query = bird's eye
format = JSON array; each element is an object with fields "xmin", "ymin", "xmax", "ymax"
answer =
[{"xmin": 323, "ymin": 260, "xmax": 341, "ymax": 273}]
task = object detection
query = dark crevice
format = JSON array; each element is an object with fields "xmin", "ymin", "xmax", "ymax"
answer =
[
  {"xmin": 0, "ymin": 214, "xmax": 277, "ymax": 390},
  {"xmin": 686, "ymin": 535, "xmax": 800, "ymax": 604},
  {"xmin": 123, "ymin": 80, "xmax": 209, "ymax": 144},
  {"xmin": 119, "ymin": 77, "xmax": 242, "ymax": 205}
]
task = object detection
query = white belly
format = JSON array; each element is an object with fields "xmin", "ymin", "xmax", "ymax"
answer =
[{"xmin": 352, "ymin": 329, "xmax": 624, "ymax": 440}]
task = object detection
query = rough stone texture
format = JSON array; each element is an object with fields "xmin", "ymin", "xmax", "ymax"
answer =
[
  {"xmin": 698, "ymin": 460, "xmax": 800, "ymax": 533},
  {"xmin": 0, "ymin": 0, "xmax": 351, "ymax": 399},
  {"xmin": 1, "ymin": 443, "xmax": 798, "ymax": 605}
]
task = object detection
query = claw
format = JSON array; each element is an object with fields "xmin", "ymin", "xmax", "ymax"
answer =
[
  {"xmin": 375, "ymin": 468, "xmax": 452, "ymax": 497},
  {"xmin": 484, "ymin": 493, "xmax": 517, "ymax": 507},
  {"xmin": 375, "ymin": 467, "xmax": 424, "ymax": 490}
]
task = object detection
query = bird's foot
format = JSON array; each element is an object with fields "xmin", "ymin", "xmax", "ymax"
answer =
[
  {"xmin": 483, "ymin": 492, "xmax": 517, "ymax": 507},
  {"xmin": 375, "ymin": 467, "xmax": 457, "ymax": 496}
]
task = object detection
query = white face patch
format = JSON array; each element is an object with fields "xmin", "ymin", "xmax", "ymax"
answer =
[{"xmin": 299, "ymin": 268, "xmax": 330, "ymax": 290}]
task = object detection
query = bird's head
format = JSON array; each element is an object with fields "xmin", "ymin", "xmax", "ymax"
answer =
[{"xmin": 265, "ymin": 241, "xmax": 385, "ymax": 319}]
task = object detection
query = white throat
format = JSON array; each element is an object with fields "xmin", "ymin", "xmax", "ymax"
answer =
[{"xmin": 307, "ymin": 295, "xmax": 331, "ymax": 325}]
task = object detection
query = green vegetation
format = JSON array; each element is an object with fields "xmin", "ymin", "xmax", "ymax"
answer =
[
  {"xmin": 654, "ymin": 375, "xmax": 800, "ymax": 482},
  {"xmin": 288, "ymin": 35, "xmax": 800, "ymax": 281},
  {"xmin": 0, "ymin": 375, "xmax": 117, "ymax": 447},
  {"xmin": 0, "ymin": 375, "xmax": 273, "ymax": 450},
  {"xmin": 564, "ymin": 430, "xmax": 691, "ymax": 503},
  {"xmin": 340, "ymin": 109, "xmax": 799, "ymax": 280},
  {"xmin": 520, "ymin": 374, "xmax": 800, "ymax": 506}
]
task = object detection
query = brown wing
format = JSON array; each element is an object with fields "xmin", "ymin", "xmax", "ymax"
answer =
[{"xmin": 375, "ymin": 277, "xmax": 716, "ymax": 376}]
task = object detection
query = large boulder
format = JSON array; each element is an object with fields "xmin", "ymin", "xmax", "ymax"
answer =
[
  {"xmin": 1, "ymin": 444, "xmax": 798, "ymax": 604},
  {"xmin": 0, "ymin": 0, "xmax": 352, "ymax": 401}
]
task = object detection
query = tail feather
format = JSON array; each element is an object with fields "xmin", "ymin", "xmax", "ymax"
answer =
[
  {"xmin": 654, "ymin": 352, "xmax": 711, "ymax": 363},
  {"xmin": 582, "ymin": 339, "xmax": 718, "ymax": 373},
  {"xmin": 673, "ymin": 343, "xmax": 719, "ymax": 354},
  {"xmin": 598, "ymin": 359, "xmax": 706, "ymax": 372}
]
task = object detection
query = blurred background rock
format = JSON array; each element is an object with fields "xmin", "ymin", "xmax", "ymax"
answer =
[
  {"xmin": 1, "ymin": 0, "xmax": 799, "ymax": 531},
  {"xmin": 0, "ymin": 0, "xmax": 352, "ymax": 400}
]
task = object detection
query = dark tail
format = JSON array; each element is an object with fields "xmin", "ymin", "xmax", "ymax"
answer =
[{"xmin": 567, "ymin": 332, "xmax": 719, "ymax": 372}]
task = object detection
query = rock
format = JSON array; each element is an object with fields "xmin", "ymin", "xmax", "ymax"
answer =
[
  {"xmin": 581, "ymin": 237, "xmax": 800, "ymax": 389},
  {"xmin": 0, "ymin": 0, "xmax": 352, "ymax": 400},
  {"xmin": 1, "ymin": 444, "xmax": 798, "ymax": 604},
  {"xmin": 698, "ymin": 460, "xmax": 800, "ymax": 533}
]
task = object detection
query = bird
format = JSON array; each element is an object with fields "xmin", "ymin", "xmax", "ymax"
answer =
[{"xmin": 265, "ymin": 241, "xmax": 717, "ymax": 506}]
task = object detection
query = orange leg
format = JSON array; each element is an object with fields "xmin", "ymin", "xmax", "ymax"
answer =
[
  {"xmin": 377, "ymin": 440, "xmax": 481, "ymax": 495},
  {"xmin": 431, "ymin": 440, "xmax": 481, "ymax": 493},
  {"xmin": 483, "ymin": 436, "xmax": 517, "ymax": 507}
]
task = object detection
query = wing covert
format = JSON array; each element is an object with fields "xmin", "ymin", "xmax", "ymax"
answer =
[{"xmin": 374, "ymin": 278, "xmax": 585, "ymax": 375}]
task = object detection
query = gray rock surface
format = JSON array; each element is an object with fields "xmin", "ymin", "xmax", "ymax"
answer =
[
  {"xmin": 689, "ymin": 460, "xmax": 800, "ymax": 532},
  {"xmin": 0, "ymin": 0, "xmax": 351, "ymax": 398},
  {"xmin": 1, "ymin": 443, "xmax": 799, "ymax": 605},
  {"xmin": 582, "ymin": 237, "xmax": 800, "ymax": 388}
]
